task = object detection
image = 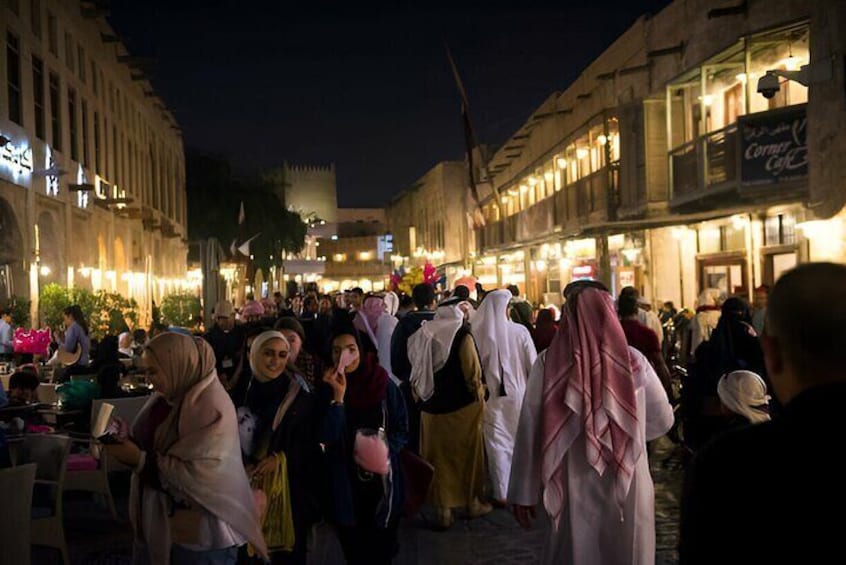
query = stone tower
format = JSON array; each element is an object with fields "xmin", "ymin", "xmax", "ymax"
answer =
[{"xmin": 266, "ymin": 162, "xmax": 338, "ymax": 223}]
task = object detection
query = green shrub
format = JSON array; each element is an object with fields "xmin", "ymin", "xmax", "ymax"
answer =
[
  {"xmin": 39, "ymin": 283, "xmax": 73, "ymax": 331},
  {"xmin": 39, "ymin": 284, "xmax": 139, "ymax": 340},
  {"xmin": 160, "ymin": 292, "xmax": 201, "ymax": 328},
  {"xmin": 5, "ymin": 296, "xmax": 31, "ymax": 328}
]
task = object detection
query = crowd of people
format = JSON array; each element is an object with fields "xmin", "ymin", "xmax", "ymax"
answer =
[{"xmin": 1, "ymin": 262, "xmax": 841, "ymax": 564}]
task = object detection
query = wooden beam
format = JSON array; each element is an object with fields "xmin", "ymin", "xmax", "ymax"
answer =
[
  {"xmin": 708, "ymin": 1, "xmax": 747, "ymax": 18},
  {"xmin": 648, "ymin": 43, "xmax": 685, "ymax": 58}
]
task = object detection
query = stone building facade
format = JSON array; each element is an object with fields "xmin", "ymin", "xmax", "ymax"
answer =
[
  {"xmin": 1, "ymin": 0, "xmax": 188, "ymax": 323},
  {"xmin": 386, "ymin": 160, "xmax": 473, "ymax": 285},
  {"xmin": 319, "ymin": 208, "xmax": 389, "ymax": 293},
  {"xmin": 470, "ymin": 0, "xmax": 846, "ymax": 308}
]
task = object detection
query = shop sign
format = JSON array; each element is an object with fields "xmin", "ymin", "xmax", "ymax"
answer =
[
  {"xmin": 740, "ymin": 105, "xmax": 807, "ymax": 184},
  {"xmin": 0, "ymin": 138, "xmax": 33, "ymax": 176},
  {"xmin": 377, "ymin": 234, "xmax": 393, "ymax": 260},
  {"xmin": 572, "ymin": 264, "xmax": 595, "ymax": 280}
]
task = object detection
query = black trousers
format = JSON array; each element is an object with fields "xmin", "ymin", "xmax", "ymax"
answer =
[{"xmin": 335, "ymin": 522, "xmax": 400, "ymax": 565}]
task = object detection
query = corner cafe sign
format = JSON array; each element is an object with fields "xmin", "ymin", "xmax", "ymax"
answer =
[
  {"xmin": 740, "ymin": 104, "xmax": 807, "ymax": 185},
  {"xmin": 0, "ymin": 134, "xmax": 34, "ymax": 176}
]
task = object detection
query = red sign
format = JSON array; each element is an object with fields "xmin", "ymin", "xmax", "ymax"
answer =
[{"xmin": 572, "ymin": 264, "xmax": 594, "ymax": 279}]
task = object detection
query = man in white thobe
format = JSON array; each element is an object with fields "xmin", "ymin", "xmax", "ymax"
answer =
[
  {"xmin": 473, "ymin": 289, "xmax": 537, "ymax": 503},
  {"xmin": 508, "ymin": 281, "xmax": 673, "ymax": 565}
]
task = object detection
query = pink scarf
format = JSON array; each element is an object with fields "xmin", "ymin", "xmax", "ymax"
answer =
[
  {"xmin": 541, "ymin": 289, "xmax": 641, "ymax": 529},
  {"xmin": 354, "ymin": 296, "xmax": 384, "ymax": 342}
]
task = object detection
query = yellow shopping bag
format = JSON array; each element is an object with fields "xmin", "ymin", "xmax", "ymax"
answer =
[{"xmin": 249, "ymin": 452, "xmax": 295, "ymax": 555}]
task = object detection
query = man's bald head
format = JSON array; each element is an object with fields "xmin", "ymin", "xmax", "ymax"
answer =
[{"xmin": 765, "ymin": 262, "xmax": 846, "ymax": 382}]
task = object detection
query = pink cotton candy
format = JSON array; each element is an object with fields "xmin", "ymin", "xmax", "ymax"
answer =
[{"xmin": 353, "ymin": 430, "xmax": 390, "ymax": 475}]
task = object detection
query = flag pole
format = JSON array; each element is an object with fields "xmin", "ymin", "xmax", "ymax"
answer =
[{"xmin": 444, "ymin": 43, "xmax": 501, "ymax": 222}]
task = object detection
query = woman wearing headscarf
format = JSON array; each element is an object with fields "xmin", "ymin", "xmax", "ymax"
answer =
[
  {"xmin": 685, "ymin": 297, "xmax": 770, "ymax": 448},
  {"xmin": 375, "ymin": 292, "xmax": 400, "ymax": 383},
  {"xmin": 408, "ymin": 297, "xmax": 490, "ymax": 529},
  {"xmin": 508, "ymin": 282, "xmax": 674, "ymax": 565},
  {"xmin": 103, "ymin": 332, "xmax": 266, "ymax": 565},
  {"xmin": 353, "ymin": 294, "xmax": 384, "ymax": 355},
  {"xmin": 321, "ymin": 326, "xmax": 408, "ymax": 565},
  {"xmin": 472, "ymin": 289, "xmax": 537, "ymax": 505},
  {"xmin": 701, "ymin": 297, "xmax": 766, "ymax": 377},
  {"xmin": 275, "ymin": 317, "xmax": 324, "ymax": 390},
  {"xmin": 242, "ymin": 331, "xmax": 323, "ymax": 565}
]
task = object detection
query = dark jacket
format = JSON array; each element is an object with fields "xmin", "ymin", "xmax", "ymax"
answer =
[
  {"xmin": 390, "ymin": 311, "xmax": 435, "ymax": 383},
  {"xmin": 320, "ymin": 380, "xmax": 408, "ymax": 528},
  {"xmin": 202, "ymin": 325, "xmax": 245, "ymax": 380},
  {"xmin": 680, "ymin": 382, "xmax": 846, "ymax": 564},
  {"xmin": 245, "ymin": 371, "xmax": 325, "ymax": 551}
]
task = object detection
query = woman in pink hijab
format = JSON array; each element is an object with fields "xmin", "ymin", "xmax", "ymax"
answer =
[
  {"xmin": 104, "ymin": 332, "xmax": 266, "ymax": 564},
  {"xmin": 353, "ymin": 294, "xmax": 385, "ymax": 355}
]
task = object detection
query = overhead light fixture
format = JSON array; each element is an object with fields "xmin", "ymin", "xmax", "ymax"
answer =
[
  {"xmin": 556, "ymin": 157, "xmax": 567, "ymax": 169},
  {"xmin": 597, "ymin": 134, "xmax": 608, "ymax": 145}
]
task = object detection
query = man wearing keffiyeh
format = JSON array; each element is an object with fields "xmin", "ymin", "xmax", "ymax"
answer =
[{"xmin": 507, "ymin": 281, "xmax": 674, "ymax": 565}]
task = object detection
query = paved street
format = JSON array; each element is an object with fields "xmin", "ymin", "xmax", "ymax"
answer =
[{"xmin": 40, "ymin": 437, "xmax": 686, "ymax": 564}]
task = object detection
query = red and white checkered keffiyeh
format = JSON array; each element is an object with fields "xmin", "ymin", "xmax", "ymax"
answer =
[{"xmin": 541, "ymin": 288, "xmax": 643, "ymax": 529}]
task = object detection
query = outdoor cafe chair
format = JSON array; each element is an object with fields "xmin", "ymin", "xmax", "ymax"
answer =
[
  {"xmin": 64, "ymin": 401, "xmax": 119, "ymax": 521},
  {"xmin": 0, "ymin": 462, "xmax": 37, "ymax": 565},
  {"xmin": 19, "ymin": 434, "xmax": 72, "ymax": 565}
]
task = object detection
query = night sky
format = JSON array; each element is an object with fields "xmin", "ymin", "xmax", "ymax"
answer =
[{"xmin": 108, "ymin": 0, "xmax": 671, "ymax": 208}]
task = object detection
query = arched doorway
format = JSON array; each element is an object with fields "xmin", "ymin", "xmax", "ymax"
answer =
[{"xmin": 0, "ymin": 197, "xmax": 24, "ymax": 300}]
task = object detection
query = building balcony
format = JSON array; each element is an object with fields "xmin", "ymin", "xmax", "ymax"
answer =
[
  {"xmin": 282, "ymin": 258, "xmax": 326, "ymax": 275},
  {"xmin": 323, "ymin": 260, "xmax": 389, "ymax": 278},
  {"xmin": 669, "ymin": 104, "xmax": 808, "ymax": 210},
  {"xmin": 476, "ymin": 168, "xmax": 611, "ymax": 254}
]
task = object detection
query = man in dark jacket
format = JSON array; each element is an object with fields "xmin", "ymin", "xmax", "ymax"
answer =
[
  {"xmin": 390, "ymin": 283, "xmax": 435, "ymax": 452},
  {"xmin": 202, "ymin": 300, "xmax": 245, "ymax": 398},
  {"xmin": 680, "ymin": 262, "xmax": 846, "ymax": 564}
]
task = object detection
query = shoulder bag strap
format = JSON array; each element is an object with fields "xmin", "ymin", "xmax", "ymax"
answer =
[{"xmin": 271, "ymin": 378, "xmax": 302, "ymax": 432}]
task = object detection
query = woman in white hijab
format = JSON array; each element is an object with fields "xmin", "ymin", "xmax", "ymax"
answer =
[{"xmin": 472, "ymin": 289, "xmax": 537, "ymax": 504}]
